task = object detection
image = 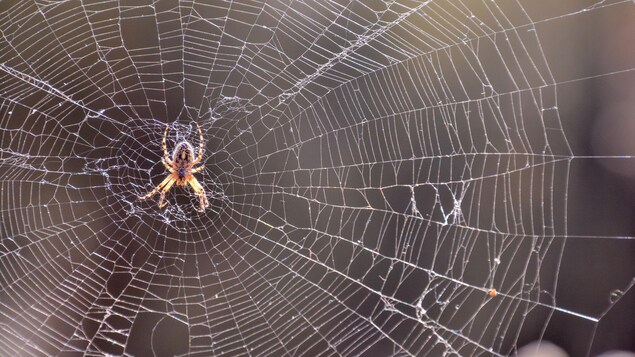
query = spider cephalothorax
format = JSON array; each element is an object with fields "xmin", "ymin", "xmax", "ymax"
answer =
[{"xmin": 139, "ymin": 123, "xmax": 209, "ymax": 212}]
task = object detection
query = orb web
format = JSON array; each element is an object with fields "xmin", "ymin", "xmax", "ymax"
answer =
[{"xmin": 1, "ymin": 1, "xmax": 633, "ymax": 356}]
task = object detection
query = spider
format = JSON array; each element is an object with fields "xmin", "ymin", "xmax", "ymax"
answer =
[{"xmin": 139, "ymin": 123, "xmax": 209, "ymax": 212}]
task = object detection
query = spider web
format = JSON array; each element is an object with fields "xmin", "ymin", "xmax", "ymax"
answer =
[{"xmin": 1, "ymin": 0, "xmax": 634, "ymax": 356}]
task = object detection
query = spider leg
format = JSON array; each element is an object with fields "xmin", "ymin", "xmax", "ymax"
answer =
[
  {"xmin": 162, "ymin": 157, "xmax": 175, "ymax": 172},
  {"xmin": 162, "ymin": 125, "xmax": 174, "ymax": 166},
  {"xmin": 158, "ymin": 176, "xmax": 177, "ymax": 208},
  {"xmin": 191, "ymin": 123, "xmax": 205, "ymax": 165},
  {"xmin": 191, "ymin": 164, "xmax": 205, "ymax": 174},
  {"xmin": 187, "ymin": 176, "xmax": 209, "ymax": 212},
  {"xmin": 139, "ymin": 175, "xmax": 174, "ymax": 201}
]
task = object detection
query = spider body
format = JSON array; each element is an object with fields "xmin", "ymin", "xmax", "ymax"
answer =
[
  {"xmin": 177, "ymin": 166, "xmax": 188, "ymax": 181},
  {"xmin": 173, "ymin": 142, "xmax": 195, "ymax": 182},
  {"xmin": 139, "ymin": 124, "xmax": 209, "ymax": 212}
]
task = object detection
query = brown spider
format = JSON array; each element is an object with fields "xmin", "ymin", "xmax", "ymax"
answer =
[{"xmin": 139, "ymin": 123, "xmax": 209, "ymax": 212}]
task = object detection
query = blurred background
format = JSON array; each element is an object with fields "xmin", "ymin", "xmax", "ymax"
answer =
[{"xmin": 0, "ymin": 0, "xmax": 633, "ymax": 356}]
